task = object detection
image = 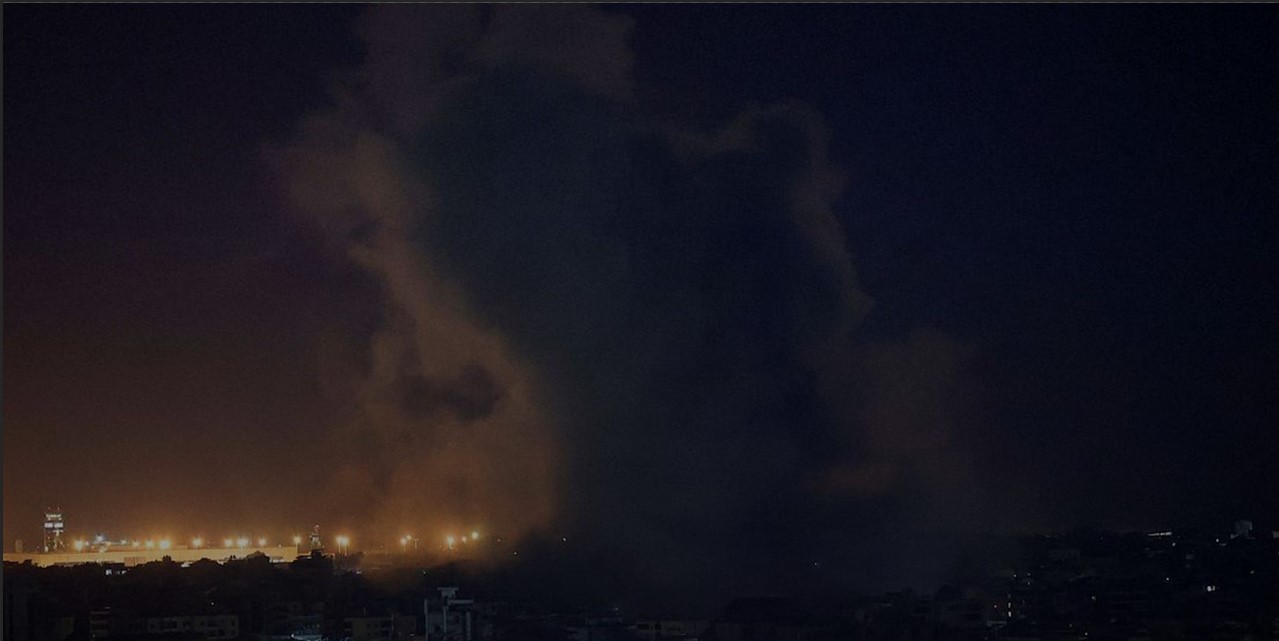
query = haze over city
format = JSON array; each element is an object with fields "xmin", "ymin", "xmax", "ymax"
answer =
[{"xmin": 5, "ymin": 3, "xmax": 1278, "ymax": 616}]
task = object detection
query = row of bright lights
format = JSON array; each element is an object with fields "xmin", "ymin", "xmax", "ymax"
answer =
[
  {"xmin": 444, "ymin": 531, "xmax": 482, "ymax": 549},
  {"xmin": 69, "ymin": 536, "xmax": 334, "ymax": 551},
  {"xmin": 66, "ymin": 530, "xmax": 484, "ymax": 553},
  {"xmin": 73, "ymin": 538, "xmax": 181, "ymax": 551}
]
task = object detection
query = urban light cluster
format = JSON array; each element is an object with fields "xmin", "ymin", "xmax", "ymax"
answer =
[
  {"xmin": 63, "ymin": 534, "xmax": 306, "ymax": 549},
  {"xmin": 29, "ymin": 514, "xmax": 351, "ymax": 556},
  {"xmin": 63, "ymin": 537, "xmax": 180, "ymax": 553},
  {"xmin": 184, "ymin": 536, "xmax": 308, "ymax": 549},
  {"xmin": 32, "ymin": 515, "xmax": 430, "ymax": 560},
  {"xmin": 54, "ymin": 533, "xmax": 314, "ymax": 554},
  {"xmin": 444, "ymin": 530, "xmax": 481, "ymax": 550}
]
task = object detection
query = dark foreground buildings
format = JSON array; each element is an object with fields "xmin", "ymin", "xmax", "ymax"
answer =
[{"xmin": 5, "ymin": 523, "xmax": 1279, "ymax": 641}]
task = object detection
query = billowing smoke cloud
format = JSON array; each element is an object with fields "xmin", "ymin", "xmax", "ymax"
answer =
[
  {"xmin": 275, "ymin": 5, "xmax": 988, "ymax": 612},
  {"xmin": 270, "ymin": 10, "xmax": 561, "ymax": 542}
]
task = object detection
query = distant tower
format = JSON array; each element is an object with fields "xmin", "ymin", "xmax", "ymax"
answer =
[
  {"xmin": 43, "ymin": 508, "xmax": 66, "ymax": 552},
  {"xmin": 309, "ymin": 524, "xmax": 323, "ymax": 552}
]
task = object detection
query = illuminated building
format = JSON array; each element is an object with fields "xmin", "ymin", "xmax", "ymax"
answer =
[{"xmin": 43, "ymin": 508, "xmax": 65, "ymax": 553}]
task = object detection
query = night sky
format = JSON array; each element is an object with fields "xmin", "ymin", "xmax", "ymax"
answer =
[{"xmin": 5, "ymin": 4, "xmax": 1279, "ymax": 610}]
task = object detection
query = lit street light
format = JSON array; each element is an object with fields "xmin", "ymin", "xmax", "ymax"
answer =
[
  {"xmin": 192, "ymin": 537, "xmax": 203, "ymax": 548},
  {"xmin": 335, "ymin": 535, "xmax": 350, "ymax": 555}
]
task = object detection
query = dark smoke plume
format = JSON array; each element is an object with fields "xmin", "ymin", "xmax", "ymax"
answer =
[{"xmin": 276, "ymin": 5, "xmax": 991, "ymax": 612}]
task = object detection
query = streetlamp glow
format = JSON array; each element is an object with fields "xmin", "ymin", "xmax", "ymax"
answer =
[
  {"xmin": 293, "ymin": 535, "xmax": 302, "ymax": 545},
  {"xmin": 223, "ymin": 538, "xmax": 234, "ymax": 548},
  {"xmin": 159, "ymin": 539, "xmax": 172, "ymax": 550},
  {"xmin": 192, "ymin": 538, "xmax": 203, "ymax": 548},
  {"xmin": 258, "ymin": 537, "xmax": 267, "ymax": 547},
  {"xmin": 335, "ymin": 535, "xmax": 350, "ymax": 555}
]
